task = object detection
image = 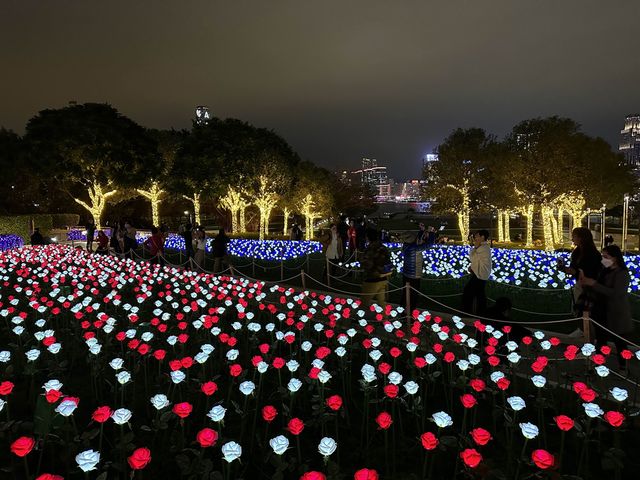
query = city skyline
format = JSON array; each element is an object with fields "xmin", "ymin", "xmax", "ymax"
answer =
[{"xmin": 1, "ymin": 1, "xmax": 639, "ymax": 178}]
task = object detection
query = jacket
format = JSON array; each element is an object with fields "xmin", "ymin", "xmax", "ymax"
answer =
[
  {"xmin": 401, "ymin": 241, "xmax": 427, "ymax": 279},
  {"xmin": 470, "ymin": 243, "xmax": 492, "ymax": 280},
  {"xmin": 591, "ymin": 267, "xmax": 633, "ymax": 334}
]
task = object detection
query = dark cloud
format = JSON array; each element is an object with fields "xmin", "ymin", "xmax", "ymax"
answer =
[{"xmin": 1, "ymin": 1, "xmax": 638, "ymax": 178}]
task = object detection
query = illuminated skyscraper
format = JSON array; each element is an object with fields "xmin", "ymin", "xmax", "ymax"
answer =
[
  {"xmin": 619, "ymin": 114, "xmax": 640, "ymax": 168},
  {"xmin": 195, "ymin": 106, "xmax": 211, "ymax": 125}
]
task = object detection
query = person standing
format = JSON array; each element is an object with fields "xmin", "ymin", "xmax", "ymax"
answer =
[
  {"xmin": 181, "ymin": 223, "xmax": 194, "ymax": 260},
  {"xmin": 416, "ymin": 222, "xmax": 427, "ymax": 244},
  {"xmin": 360, "ymin": 229, "xmax": 392, "ymax": 309},
  {"xmin": 558, "ymin": 227, "xmax": 602, "ymax": 314},
  {"xmin": 123, "ymin": 222, "xmax": 137, "ymax": 260},
  {"xmin": 145, "ymin": 227, "xmax": 165, "ymax": 265},
  {"xmin": 86, "ymin": 219, "xmax": 96, "ymax": 252},
  {"xmin": 347, "ymin": 220, "xmax": 357, "ymax": 257},
  {"xmin": 462, "ymin": 229, "xmax": 492, "ymax": 315},
  {"xmin": 401, "ymin": 231, "xmax": 427, "ymax": 314},
  {"xmin": 322, "ymin": 224, "xmax": 344, "ymax": 282},
  {"xmin": 212, "ymin": 228, "xmax": 230, "ymax": 274},
  {"xmin": 337, "ymin": 216, "xmax": 349, "ymax": 259},
  {"xmin": 193, "ymin": 227, "xmax": 207, "ymax": 269},
  {"xmin": 579, "ymin": 245, "xmax": 633, "ymax": 368},
  {"xmin": 30, "ymin": 227, "xmax": 45, "ymax": 245}
]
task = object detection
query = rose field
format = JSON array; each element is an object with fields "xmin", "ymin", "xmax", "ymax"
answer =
[{"xmin": 1, "ymin": 245, "xmax": 639, "ymax": 479}]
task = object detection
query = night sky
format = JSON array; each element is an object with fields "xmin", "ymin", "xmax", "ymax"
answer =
[{"xmin": 2, "ymin": 1, "xmax": 639, "ymax": 179}]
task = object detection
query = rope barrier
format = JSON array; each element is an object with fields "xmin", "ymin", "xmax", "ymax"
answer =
[
  {"xmin": 485, "ymin": 296, "xmax": 574, "ymax": 316},
  {"xmin": 409, "ymin": 286, "xmax": 583, "ymax": 325},
  {"xmin": 589, "ymin": 318, "xmax": 640, "ymax": 350}
]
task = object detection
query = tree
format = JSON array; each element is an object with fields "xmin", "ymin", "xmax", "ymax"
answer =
[
  {"xmin": 137, "ymin": 129, "xmax": 184, "ymax": 226},
  {"xmin": 24, "ymin": 103, "xmax": 155, "ymax": 228},
  {"xmin": 219, "ymin": 186, "xmax": 249, "ymax": 234},
  {"xmin": 426, "ymin": 129, "xmax": 495, "ymax": 241}
]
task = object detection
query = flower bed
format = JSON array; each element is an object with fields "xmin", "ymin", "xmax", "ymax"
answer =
[
  {"xmin": 0, "ymin": 245, "xmax": 637, "ymax": 479},
  {"xmin": 0, "ymin": 234, "xmax": 23, "ymax": 251}
]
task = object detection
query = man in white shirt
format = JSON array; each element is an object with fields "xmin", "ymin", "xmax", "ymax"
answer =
[{"xmin": 462, "ymin": 229, "xmax": 492, "ymax": 315}]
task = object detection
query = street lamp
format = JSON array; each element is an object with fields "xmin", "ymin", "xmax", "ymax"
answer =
[
  {"xmin": 622, "ymin": 194, "xmax": 630, "ymax": 252},
  {"xmin": 601, "ymin": 203, "xmax": 606, "ymax": 249}
]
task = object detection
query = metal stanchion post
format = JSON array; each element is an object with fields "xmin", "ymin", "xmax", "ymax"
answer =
[
  {"xmin": 280, "ymin": 259, "xmax": 284, "ymax": 281},
  {"xmin": 405, "ymin": 282, "xmax": 411, "ymax": 324},
  {"xmin": 301, "ymin": 270, "xmax": 306, "ymax": 290},
  {"xmin": 326, "ymin": 257, "xmax": 331, "ymax": 288},
  {"xmin": 583, "ymin": 310, "xmax": 591, "ymax": 344}
]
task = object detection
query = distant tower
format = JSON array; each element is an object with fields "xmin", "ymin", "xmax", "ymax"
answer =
[
  {"xmin": 619, "ymin": 114, "xmax": 640, "ymax": 169},
  {"xmin": 195, "ymin": 106, "xmax": 211, "ymax": 125}
]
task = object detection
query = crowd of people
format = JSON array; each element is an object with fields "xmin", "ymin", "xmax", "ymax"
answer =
[
  {"xmin": 29, "ymin": 215, "xmax": 634, "ymax": 367},
  {"xmin": 317, "ymin": 219, "xmax": 633, "ymax": 369}
]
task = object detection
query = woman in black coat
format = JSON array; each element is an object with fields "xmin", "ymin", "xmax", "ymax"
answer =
[{"xmin": 558, "ymin": 227, "xmax": 601, "ymax": 314}]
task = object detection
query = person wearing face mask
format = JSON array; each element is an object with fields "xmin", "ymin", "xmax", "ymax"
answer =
[
  {"xmin": 558, "ymin": 227, "xmax": 602, "ymax": 315},
  {"xmin": 579, "ymin": 245, "xmax": 632, "ymax": 368}
]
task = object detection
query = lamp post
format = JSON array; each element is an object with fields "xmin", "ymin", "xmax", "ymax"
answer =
[
  {"xmin": 601, "ymin": 203, "xmax": 606, "ymax": 249},
  {"xmin": 622, "ymin": 194, "xmax": 630, "ymax": 252},
  {"xmin": 184, "ymin": 210, "xmax": 191, "ymax": 224},
  {"xmin": 586, "ymin": 208, "xmax": 591, "ymax": 230}
]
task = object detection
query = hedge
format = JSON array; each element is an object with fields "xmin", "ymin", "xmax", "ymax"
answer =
[
  {"xmin": 0, "ymin": 215, "xmax": 54, "ymax": 243},
  {"xmin": 51, "ymin": 213, "xmax": 80, "ymax": 229}
]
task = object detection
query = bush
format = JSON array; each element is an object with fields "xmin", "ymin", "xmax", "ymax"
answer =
[
  {"xmin": 51, "ymin": 213, "xmax": 81, "ymax": 228},
  {"xmin": 0, "ymin": 214, "xmax": 53, "ymax": 242}
]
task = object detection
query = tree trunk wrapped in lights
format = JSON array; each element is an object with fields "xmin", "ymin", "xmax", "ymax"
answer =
[
  {"xmin": 518, "ymin": 204, "xmax": 534, "ymax": 247},
  {"xmin": 447, "ymin": 180, "xmax": 470, "ymax": 241},
  {"xmin": 282, "ymin": 206, "xmax": 290, "ymax": 236},
  {"xmin": 497, "ymin": 210, "xmax": 504, "ymax": 242},
  {"xmin": 503, "ymin": 211, "xmax": 511, "ymax": 242},
  {"xmin": 550, "ymin": 210, "xmax": 560, "ymax": 245},
  {"xmin": 556, "ymin": 207, "xmax": 564, "ymax": 244},
  {"xmin": 220, "ymin": 187, "xmax": 246, "ymax": 234},
  {"xmin": 137, "ymin": 182, "xmax": 165, "ymax": 227},
  {"xmin": 74, "ymin": 181, "xmax": 117, "ymax": 230},
  {"xmin": 541, "ymin": 204, "xmax": 556, "ymax": 251},
  {"xmin": 182, "ymin": 192, "xmax": 202, "ymax": 226},
  {"xmin": 299, "ymin": 194, "xmax": 317, "ymax": 240},
  {"xmin": 252, "ymin": 176, "xmax": 279, "ymax": 241},
  {"xmin": 556, "ymin": 192, "xmax": 587, "ymax": 232}
]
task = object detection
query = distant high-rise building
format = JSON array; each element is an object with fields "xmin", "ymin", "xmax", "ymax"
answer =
[
  {"xmin": 619, "ymin": 114, "xmax": 640, "ymax": 168},
  {"xmin": 195, "ymin": 106, "xmax": 211, "ymax": 125},
  {"xmin": 422, "ymin": 154, "xmax": 438, "ymax": 171}
]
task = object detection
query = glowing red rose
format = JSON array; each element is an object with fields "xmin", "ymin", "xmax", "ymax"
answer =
[
  {"xmin": 326, "ymin": 395, "xmax": 343, "ymax": 411},
  {"xmin": 196, "ymin": 428, "xmax": 219, "ymax": 447},
  {"xmin": 181, "ymin": 357, "xmax": 193, "ymax": 369},
  {"xmin": 169, "ymin": 360, "xmax": 182, "ymax": 371},
  {"xmin": 172, "ymin": 402, "xmax": 193, "ymax": 418},
  {"xmin": 572, "ymin": 381, "xmax": 587, "ymax": 394},
  {"xmin": 579, "ymin": 389, "xmax": 596, "ymax": 402},
  {"xmin": 354, "ymin": 468, "xmax": 379, "ymax": 480},
  {"xmin": 460, "ymin": 448, "xmax": 482, "ymax": 468},
  {"xmin": 201, "ymin": 381, "xmax": 218, "ymax": 396},
  {"xmin": 300, "ymin": 472, "xmax": 326, "ymax": 480},
  {"xmin": 470, "ymin": 428, "xmax": 492, "ymax": 446},
  {"xmin": 288, "ymin": 418, "xmax": 305, "ymax": 435},
  {"xmin": 389, "ymin": 347, "xmax": 402, "ymax": 358},
  {"xmin": 153, "ymin": 349, "xmax": 166, "ymax": 360},
  {"xmin": 272, "ymin": 357, "xmax": 285, "ymax": 369},
  {"xmin": 487, "ymin": 356, "xmax": 500, "ymax": 367},
  {"xmin": 128, "ymin": 447, "xmax": 152, "ymax": 470},
  {"xmin": 316, "ymin": 347, "xmax": 331, "ymax": 359},
  {"xmin": 469, "ymin": 379, "xmax": 485, "ymax": 392},
  {"xmin": 92, "ymin": 406, "xmax": 112, "ymax": 423},
  {"xmin": 554, "ymin": 415, "xmax": 574, "ymax": 431},
  {"xmin": 10, "ymin": 436, "xmax": 35, "ymax": 457},
  {"xmin": 229, "ymin": 364, "xmax": 243, "ymax": 377},
  {"xmin": 531, "ymin": 449, "xmax": 554, "ymax": 470},
  {"xmin": 45, "ymin": 389, "xmax": 62, "ymax": 404},
  {"xmin": 443, "ymin": 352, "xmax": 455, "ymax": 363},
  {"xmin": 383, "ymin": 384, "xmax": 399, "ymax": 399},
  {"xmin": 309, "ymin": 367, "xmax": 321, "ymax": 379},
  {"xmin": 378, "ymin": 362, "xmax": 391, "ymax": 375},
  {"xmin": 375, "ymin": 412, "xmax": 393, "ymax": 429},
  {"xmin": 603, "ymin": 411, "xmax": 625, "ymax": 427},
  {"xmin": 0, "ymin": 381, "xmax": 14, "ymax": 395},
  {"xmin": 591, "ymin": 354, "xmax": 606, "ymax": 365},
  {"xmin": 36, "ymin": 474, "xmax": 64, "ymax": 480},
  {"xmin": 414, "ymin": 357, "xmax": 427, "ymax": 368},
  {"xmin": 420, "ymin": 432, "xmax": 438, "ymax": 450},
  {"xmin": 460, "ymin": 394, "xmax": 477, "ymax": 409},
  {"xmin": 496, "ymin": 378, "xmax": 510, "ymax": 391},
  {"xmin": 262, "ymin": 405, "xmax": 278, "ymax": 422},
  {"xmin": 621, "ymin": 349, "xmax": 633, "ymax": 360}
]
